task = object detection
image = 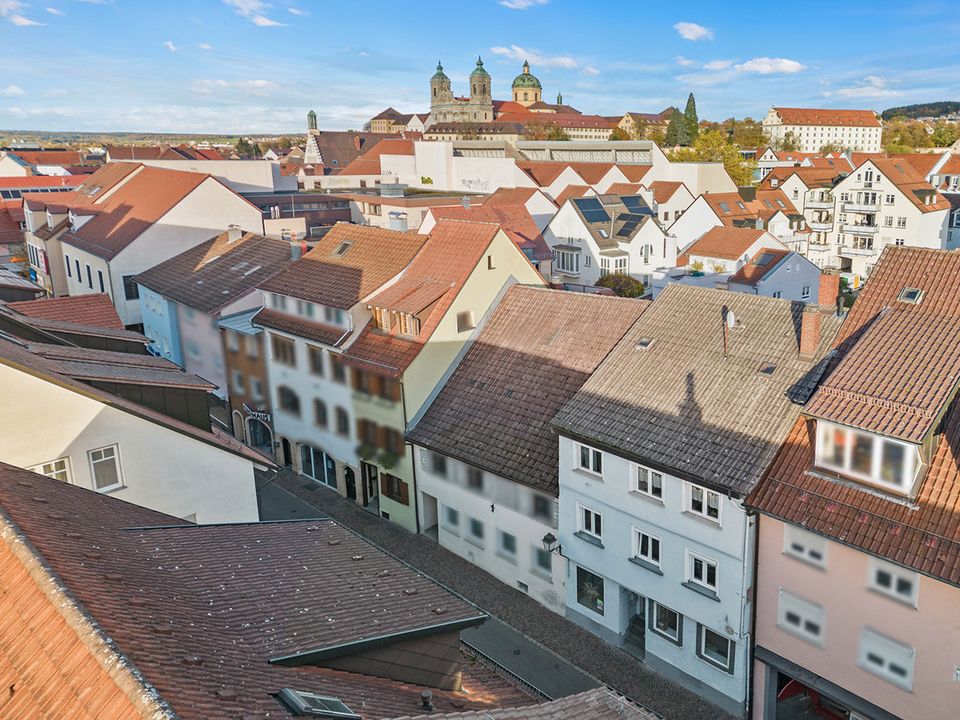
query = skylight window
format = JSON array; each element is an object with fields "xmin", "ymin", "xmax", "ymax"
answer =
[
  {"xmin": 636, "ymin": 337, "xmax": 654, "ymax": 350},
  {"xmin": 333, "ymin": 241, "xmax": 353, "ymax": 256},
  {"xmin": 242, "ymin": 265, "xmax": 262, "ymax": 277},
  {"xmin": 758, "ymin": 362, "xmax": 777, "ymax": 376},
  {"xmin": 897, "ymin": 287, "xmax": 923, "ymax": 304},
  {"xmin": 718, "ymin": 201, "xmax": 731, "ymax": 213},
  {"xmin": 277, "ymin": 689, "xmax": 361, "ymax": 719}
]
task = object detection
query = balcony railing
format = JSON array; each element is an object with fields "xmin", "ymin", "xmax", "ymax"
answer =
[
  {"xmin": 808, "ymin": 221, "xmax": 833, "ymax": 231},
  {"xmin": 840, "ymin": 245, "xmax": 876, "ymax": 257},
  {"xmin": 806, "ymin": 198, "xmax": 833, "ymax": 209},
  {"xmin": 807, "ymin": 243, "xmax": 833, "ymax": 253},
  {"xmin": 841, "ymin": 223, "xmax": 878, "ymax": 235},
  {"xmin": 843, "ymin": 201, "xmax": 880, "ymax": 212}
]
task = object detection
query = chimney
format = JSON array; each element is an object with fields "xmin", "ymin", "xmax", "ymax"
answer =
[
  {"xmin": 799, "ymin": 305, "xmax": 821, "ymax": 360},
  {"xmin": 291, "ymin": 241, "xmax": 303, "ymax": 261},
  {"xmin": 818, "ymin": 272, "xmax": 841, "ymax": 310},
  {"xmin": 388, "ymin": 211, "xmax": 408, "ymax": 232},
  {"xmin": 461, "ymin": 196, "xmax": 471, "ymax": 209},
  {"xmin": 420, "ymin": 690, "xmax": 433, "ymax": 712},
  {"xmin": 354, "ymin": 135, "xmax": 363, "ymax": 151},
  {"xmin": 227, "ymin": 224, "xmax": 243, "ymax": 242},
  {"xmin": 754, "ymin": 216, "xmax": 764, "ymax": 230}
]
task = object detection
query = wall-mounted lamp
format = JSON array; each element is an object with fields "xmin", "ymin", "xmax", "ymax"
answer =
[{"xmin": 541, "ymin": 532, "xmax": 561, "ymax": 555}]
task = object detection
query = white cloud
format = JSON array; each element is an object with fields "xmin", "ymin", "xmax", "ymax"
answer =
[
  {"xmin": 163, "ymin": 40, "xmax": 177, "ymax": 52},
  {"xmin": 581, "ymin": 65, "xmax": 600, "ymax": 76},
  {"xmin": 287, "ymin": 6, "xmax": 305, "ymax": 15},
  {"xmin": 835, "ymin": 75, "xmax": 902, "ymax": 99},
  {"xmin": 674, "ymin": 21, "xmax": 713, "ymax": 41},
  {"xmin": 490, "ymin": 44, "xmax": 577, "ymax": 69},
  {"xmin": 192, "ymin": 79, "xmax": 277, "ymax": 96},
  {"xmin": 45, "ymin": 6, "xmax": 62, "ymax": 14},
  {"xmin": 703, "ymin": 59, "xmax": 733, "ymax": 70},
  {"xmin": 499, "ymin": 0, "xmax": 548, "ymax": 8},
  {"xmin": 222, "ymin": 0, "xmax": 285, "ymax": 26},
  {"xmin": 674, "ymin": 56, "xmax": 697, "ymax": 68},
  {"xmin": 198, "ymin": 42, "xmax": 212, "ymax": 50},
  {"xmin": 0, "ymin": 84, "xmax": 26, "ymax": 97},
  {"xmin": 735, "ymin": 57, "xmax": 805, "ymax": 74},
  {"xmin": 0, "ymin": 0, "xmax": 43, "ymax": 23}
]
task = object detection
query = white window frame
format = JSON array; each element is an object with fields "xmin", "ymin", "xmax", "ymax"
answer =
[
  {"xmin": 685, "ymin": 483, "xmax": 721, "ymax": 524},
  {"xmin": 577, "ymin": 503, "xmax": 603, "ymax": 541},
  {"xmin": 575, "ymin": 442, "xmax": 603, "ymax": 477},
  {"xmin": 778, "ymin": 589, "xmax": 825, "ymax": 645},
  {"xmin": 815, "ymin": 420, "xmax": 919, "ymax": 494},
  {"xmin": 29, "ymin": 457, "xmax": 71, "ymax": 483},
  {"xmin": 632, "ymin": 528, "xmax": 661, "ymax": 567},
  {"xmin": 858, "ymin": 627, "xmax": 915, "ymax": 691},
  {"xmin": 88, "ymin": 445, "xmax": 123, "ymax": 492},
  {"xmin": 696, "ymin": 624, "xmax": 735, "ymax": 673},
  {"xmin": 868, "ymin": 558, "xmax": 918, "ymax": 607},
  {"xmin": 686, "ymin": 550, "xmax": 718, "ymax": 592},
  {"xmin": 783, "ymin": 525, "xmax": 827, "ymax": 568},
  {"xmin": 633, "ymin": 463, "xmax": 663, "ymax": 501}
]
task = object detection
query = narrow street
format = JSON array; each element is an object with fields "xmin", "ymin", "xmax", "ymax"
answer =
[{"xmin": 260, "ymin": 470, "xmax": 736, "ymax": 720}]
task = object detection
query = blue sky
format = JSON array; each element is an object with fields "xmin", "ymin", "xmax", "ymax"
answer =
[{"xmin": 1, "ymin": 0, "xmax": 958, "ymax": 134}]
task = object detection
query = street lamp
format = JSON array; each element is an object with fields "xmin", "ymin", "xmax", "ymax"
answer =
[{"xmin": 541, "ymin": 532, "xmax": 561, "ymax": 554}]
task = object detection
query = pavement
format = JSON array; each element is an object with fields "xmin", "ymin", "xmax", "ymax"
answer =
[{"xmin": 260, "ymin": 470, "xmax": 735, "ymax": 720}]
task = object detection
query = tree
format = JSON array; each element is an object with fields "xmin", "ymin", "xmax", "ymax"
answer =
[
  {"xmin": 819, "ymin": 143, "xmax": 843, "ymax": 154},
  {"xmin": 668, "ymin": 129, "xmax": 757, "ymax": 187},
  {"xmin": 235, "ymin": 137, "xmax": 255, "ymax": 158},
  {"xmin": 523, "ymin": 122, "xmax": 570, "ymax": 141},
  {"xmin": 664, "ymin": 109, "xmax": 691, "ymax": 147},
  {"xmin": 596, "ymin": 273, "xmax": 645, "ymax": 298},
  {"xmin": 609, "ymin": 127, "xmax": 630, "ymax": 141},
  {"xmin": 683, "ymin": 93, "xmax": 699, "ymax": 142},
  {"xmin": 775, "ymin": 131, "xmax": 799, "ymax": 152}
]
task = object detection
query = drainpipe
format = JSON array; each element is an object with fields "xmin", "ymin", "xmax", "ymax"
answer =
[{"xmin": 745, "ymin": 508, "xmax": 760, "ymax": 720}]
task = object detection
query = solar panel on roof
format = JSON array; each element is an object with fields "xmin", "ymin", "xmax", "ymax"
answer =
[
  {"xmin": 617, "ymin": 221, "xmax": 640, "ymax": 237},
  {"xmin": 755, "ymin": 252, "xmax": 777, "ymax": 267},
  {"xmin": 574, "ymin": 196, "xmax": 611, "ymax": 223},
  {"xmin": 621, "ymin": 196, "xmax": 647, "ymax": 212}
]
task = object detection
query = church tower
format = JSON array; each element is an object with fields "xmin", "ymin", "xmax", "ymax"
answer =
[
  {"xmin": 430, "ymin": 61, "xmax": 452, "ymax": 113},
  {"xmin": 511, "ymin": 60, "xmax": 542, "ymax": 106},
  {"xmin": 470, "ymin": 56, "xmax": 491, "ymax": 102}
]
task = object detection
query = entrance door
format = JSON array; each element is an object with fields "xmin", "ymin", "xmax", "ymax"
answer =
[
  {"xmin": 421, "ymin": 492, "xmax": 438, "ymax": 539},
  {"xmin": 361, "ymin": 461, "xmax": 379, "ymax": 506},
  {"xmin": 624, "ymin": 592, "xmax": 645, "ymax": 658},
  {"xmin": 344, "ymin": 467, "xmax": 357, "ymax": 501},
  {"xmin": 247, "ymin": 418, "xmax": 273, "ymax": 455},
  {"xmin": 280, "ymin": 438, "xmax": 293, "ymax": 467}
]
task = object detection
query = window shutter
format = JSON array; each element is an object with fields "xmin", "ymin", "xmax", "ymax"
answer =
[
  {"xmin": 380, "ymin": 474, "xmax": 389, "ymax": 496},
  {"xmin": 398, "ymin": 479, "xmax": 410, "ymax": 505}
]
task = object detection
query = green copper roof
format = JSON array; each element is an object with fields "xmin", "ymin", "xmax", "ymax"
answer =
[
  {"xmin": 470, "ymin": 56, "xmax": 489, "ymax": 77},
  {"xmin": 511, "ymin": 60, "xmax": 541, "ymax": 89},
  {"xmin": 432, "ymin": 61, "xmax": 449, "ymax": 80}
]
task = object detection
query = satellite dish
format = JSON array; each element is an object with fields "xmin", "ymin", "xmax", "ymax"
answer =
[{"xmin": 726, "ymin": 310, "xmax": 736, "ymax": 329}]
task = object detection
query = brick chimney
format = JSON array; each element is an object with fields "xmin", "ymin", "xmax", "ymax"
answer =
[
  {"xmin": 799, "ymin": 305, "xmax": 821, "ymax": 360},
  {"xmin": 818, "ymin": 273, "xmax": 840, "ymax": 309}
]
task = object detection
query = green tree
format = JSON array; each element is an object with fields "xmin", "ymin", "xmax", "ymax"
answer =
[
  {"xmin": 664, "ymin": 109, "xmax": 690, "ymax": 146},
  {"xmin": 930, "ymin": 121, "xmax": 960, "ymax": 147},
  {"xmin": 683, "ymin": 93, "xmax": 699, "ymax": 142},
  {"xmin": 819, "ymin": 143, "xmax": 843, "ymax": 154},
  {"xmin": 596, "ymin": 273, "xmax": 645, "ymax": 298},
  {"xmin": 775, "ymin": 131, "xmax": 799, "ymax": 152},
  {"xmin": 235, "ymin": 137, "xmax": 255, "ymax": 158},
  {"xmin": 609, "ymin": 127, "xmax": 630, "ymax": 141},
  {"xmin": 669, "ymin": 129, "xmax": 757, "ymax": 187}
]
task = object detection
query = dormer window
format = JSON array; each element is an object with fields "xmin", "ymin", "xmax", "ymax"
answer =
[{"xmin": 815, "ymin": 421, "xmax": 920, "ymax": 494}]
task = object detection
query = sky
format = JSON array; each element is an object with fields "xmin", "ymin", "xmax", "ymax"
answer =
[{"xmin": 1, "ymin": 0, "xmax": 958, "ymax": 134}]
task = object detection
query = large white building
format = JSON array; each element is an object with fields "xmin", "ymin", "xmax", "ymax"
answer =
[{"xmin": 762, "ymin": 108, "xmax": 883, "ymax": 153}]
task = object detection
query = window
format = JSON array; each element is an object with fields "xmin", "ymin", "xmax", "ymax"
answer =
[
  {"xmin": 251, "ymin": 378, "xmax": 264, "ymax": 402},
  {"xmin": 783, "ymin": 525, "xmax": 827, "ymax": 568},
  {"xmin": 313, "ymin": 399, "xmax": 327, "ymax": 427},
  {"xmin": 649, "ymin": 600, "xmax": 682, "ymax": 644},
  {"xmin": 772, "ymin": 290, "xmax": 782, "ymax": 299},
  {"xmin": 634, "ymin": 465, "xmax": 663, "ymax": 500},
  {"xmin": 456, "ymin": 310, "xmax": 475, "ymax": 333},
  {"xmin": 467, "ymin": 466, "xmax": 483, "ymax": 491},
  {"xmin": 277, "ymin": 689, "xmax": 358, "ymax": 718},
  {"xmin": 88, "ymin": 445, "xmax": 122, "ymax": 492},
  {"xmin": 498, "ymin": 530, "xmax": 517, "ymax": 561},
  {"xmin": 245, "ymin": 335, "xmax": 259, "ymax": 359},
  {"xmin": 816, "ymin": 421, "xmax": 918, "ymax": 493},
  {"xmin": 335, "ymin": 407, "xmax": 349, "ymax": 436},
  {"xmin": 533, "ymin": 546, "xmax": 552, "ymax": 574},
  {"xmin": 859, "ymin": 628, "xmax": 915, "ymax": 690},
  {"xmin": 271, "ymin": 335, "xmax": 296, "ymax": 367},
  {"xmin": 383, "ymin": 474, "xmax": 406, "ymax": 502},
  {"xmin": 686, "ymin": 550, "xmax": 718, "ymax": 592},
  {"xmin": 554, "ymin": 248, "xmax": 580, "ymax": 274},
  {"xmin": 633, "ymin": 528, "xmax": 661, "ymax": 567},
  {"xmin": 443, "ymin": 504, "xmax": 459, "ymax": 531},
  {"xmin": 576, "ymin": 443, "xmax": 602, "ymax": 475},
  {"xmin": 122, "ymin": 275, "xmax": 139, "ymax": 300},
  {"xmin": 697, "ymin": 625, "xmax": 735, "ymax": 673},
  {"xmin": 65, "ymin": 254, "xmax": 72, "ymax": 277},
  {"xmin": 29, "ymin": 458, "xmax": 71, "ymax": 483},
  {"xmin": 226, "ymin": 332, "xmax": 240, "ymax": 353},
  {"xmin": 308, "ymin": 346, "xmax": 324, "ymax": 376},
  {"xmin": 577, "ymin": 504, "xmax": 602, "ymax": 541},
  {"xmin": 869, "ymin": 558, "xmax": 918, "ymax": 606},
  {"xmin": 430, "ymin": 452, "xmax": 448, "ymax": 477},
  {"xmin": 97, "ymin": 270, "xmax": 105, "ymax": 293},
  {"xmin": 801, "ymin": 285, "xmax": 810, "ymax": 300},
  {"xmin": 468, "ymin": 516, "xmax": 484, "ymax": 545},
  {"xmin": 883, "ymin": 216, "xmax": 893, "ymax": 227},
  {"xmin": 278, "ymin": 386, "xmax": 300, "ymax": 416},
  {"xmin": 896, "ymin": 216, "xmax": 907, "ymax": 228},
  {"xmin": 686, "ymin": 484, "xmax": 721, "ymax": 523},
  {"xmin": 575, "ymin": 566, "xmax": 604, "ymax": 615},
  {"xmin": 231, "ymin": 370, "xmax": 244, "ymax": 394},
  {"xmin": 86, "ymin": 264, "xmax": 93, "ymax": 289},
  {"xmin": 331, "ymin": 355, "xmax": 347, "ymax": 383},
  {"xmin": 532, "ymin": 493, "xmax": 552, "ymax": 521},
  {"xmin": 778, "ymin": 589, "xmax": 824, "ymax": 645},
  {"xmin": 75, "ymin": 259, "xmax": 81, "ymax": 280}
]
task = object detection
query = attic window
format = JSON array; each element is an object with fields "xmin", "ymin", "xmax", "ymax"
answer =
[
  {"xmin": 277, "ymin": 688, "xmax": 361, "ymax": 719},
  {"xmin": 718, "ymin": 202, "xmax": 731, "ymax": 213},
  {"xmin": 636, "ymin": 337, "xmax": 654, "ymax": 350},
  {"xmin": 771, "ymin": 178, "xmax": 779, "ymax": 187},
  {"xmin": 333, "ymin": 241, "xmax": 353, "ymax": 257},
  {"xmin": 598, "ymin": 228, "xmax": 608, "ymax": 238},
  {"xmin": 897, "ymin": 287, "xmax": 923, "ymax": 304},
  {"xmin": 758, "ymin": 362, "xmax": 777, "ymax": 376}
]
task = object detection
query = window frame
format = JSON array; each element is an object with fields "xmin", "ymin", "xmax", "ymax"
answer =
[
  {"xmin": 575, "ymin": 565, "xmax": 605, "ymax": 615},
  {"xmin": 88, "ymin": 444, "xmax": 123, "ymax": 493},
  {"xmin": 815, "ymin": 420, "xmax": 918, "ymax": 494},
  {"xmin": 648, "ymin": 600, "xmax": 682, "ymax": 645},
  {"xmin": 29, "ymin": 457, "xmax": 71, "ymax": 483},
  {"xmin": 686, "ymin": 549, "xmax": 719, "ymax": 593},
  {"xmin": 868, "ymin": 558, "xmax": 918, "ymax": 607},
  {"xmin": 685, "ymin": 482, "xmax": 722, "ymax": 524},
  {"xmin": 777, "ymin": 588, "xmax": 825, "ymax": 646},
  {"xmin": 633, "ymin": 463, "xmax": 663, "ymax": 501},
  {"xmin": 696, "ymin": 624, "xmax": 735, "ymax": 674},
  {"xmin": 858, "ymin": 627, "xmax": 915, "ymax": 691},
  {"xmin": 632, "ymin": 527, "xmax": 661, "ymax": 568},
  {"xmin": 782, "ymin": 525, "xmax": 827, "ymax": 568},
  {"xmin": 575, "ymin": 442, "xmax": 603, "ymax": 477},
  {"xmin": 576, "ymin": 503, "xmax": 603, "ymax": 541}
]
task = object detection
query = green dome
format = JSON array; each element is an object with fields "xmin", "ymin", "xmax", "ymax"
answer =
[
  {"xmin": 470, "ymin": 56, "xmax": 490, "ymax": 77},
  {"xmin": 511, "ymin": 60, "xmax": 542, "ymax": 90},
  {"xmin": 432, "ymin": 61, "xmax": 449, "ymax": 80}
]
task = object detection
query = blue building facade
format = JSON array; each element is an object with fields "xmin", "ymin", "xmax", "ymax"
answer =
[{"xmin": 138, "ymin": 284, "xmax": 182, "ymax": 365}]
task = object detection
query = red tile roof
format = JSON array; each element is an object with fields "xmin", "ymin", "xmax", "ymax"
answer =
[
  {"xmin": 604, "ymin": 183, "xmax": 644, "ymax": 196},
  {"xmin": 8, "ymin": 294, "xmax": 124, "ymax": 329},
  {"xmin": 862, "ymin": 158, "xmax": 950, "ymax": 213},
  {"xmin": 0, "ymin": 203, "xmax": 20, "ymax": 246},
  {"xmin": 8, "ymin": 150, "xmax": 87, "ymax": 166},
  {"xmin": 564, "ymin": 163, "xmax": 615, "ymax": 185},
  {"xmin": 339, "ymin": 138, "xmax": 415, "ymax": 176},
  {"xmin": 647, "ymin": 180, "xmax": 687, "ymax": 203},
  {"xmin": 258, "ymin": 223, "xmax": 427, "ymax": 309},
  {"xmin": 616, "ymin": 165, "xmax": 654, "ymax": 183},
  {"xmin": 759, "ymin": 167, "xmax": 844, "ymax": 190},
  {"xmin": 481, "ymin": 186, "xmax": 546, "ymax": 207},
  {"xmin": 771, "ymin": 108, "xmax": 882, "ymax": 127},
  {"xmin": 517, "ymin": 161, "xmax": 579, "ymax": 187},
  {"xmin": 680, "ymin": 226, "xmax": 768, "ymax": 263},
  {"xmin": 703, "ymin": 189, "xmax": 799, "ymax": 224},
  {"xmin": 428, "ymin": 204, "xmax": 552, "ymax": 260},
  {"xmin": 552, "ymin": 185, "xmax": 592, "ymax": 207},
  {"xmin": 0, "ymin": 175, "xmax": 83, "ymax": 189},
  {"xmin": 0, "ymin": 463, "xmax": 534, "ymax": 718},
  {"xmin": 727, "ymin": 248, "xmax": 791, "ymax": 285}
]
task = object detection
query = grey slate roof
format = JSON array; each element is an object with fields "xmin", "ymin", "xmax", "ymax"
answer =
[
  {"xmin": 552, "ymin": 284, "xmax": 841, "ymax": 496},
  {"xmin": 407, "ymin": 286, "xmax": 648, "ymax": 495}
]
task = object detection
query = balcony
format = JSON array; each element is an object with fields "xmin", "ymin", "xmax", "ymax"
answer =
[
  {"xmin": 843, "ymin": 201, "xmax": 880, "ymax": 213},
  {"xmin": 839, "ymin": 245, "xmax": 876, "ymax": 257},
  {"xmin": 806, "ymin": 198, "xmax": 833, "ymax": 209},
  {"xmin": 841, "ymin": 223, "xmax": 878, "ymax": 235},
  {"xmin": 807, "ymin": 243, "xmax": 833, "ymax": 253},
  {"xmin": 808, "ymin": 221, "xmax": 833, "ymax": 231}
]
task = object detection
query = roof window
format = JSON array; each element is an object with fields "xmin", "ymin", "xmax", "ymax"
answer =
[
  {"xmin": 333, "ymin": 241, "xmax": 353, "ymax": 256},
  {"xmin": 277, "ymin": 688, "xmax": 361, "ymax": 718},
  {"xmin": 636, "ymin": 337, "xmax": 654, "ymax": 350},
  {"xmin": 758, "ymin": 362, "xmax": 777, "ymax": 376},
  {"xmin": 897, "ymin": 287, "xmax": 923, "ymax": 304}
]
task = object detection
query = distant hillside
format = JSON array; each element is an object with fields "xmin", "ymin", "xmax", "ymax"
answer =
[{"xmin": 881, "ymin": 101, "xmax": 960, "ymax": 120}]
